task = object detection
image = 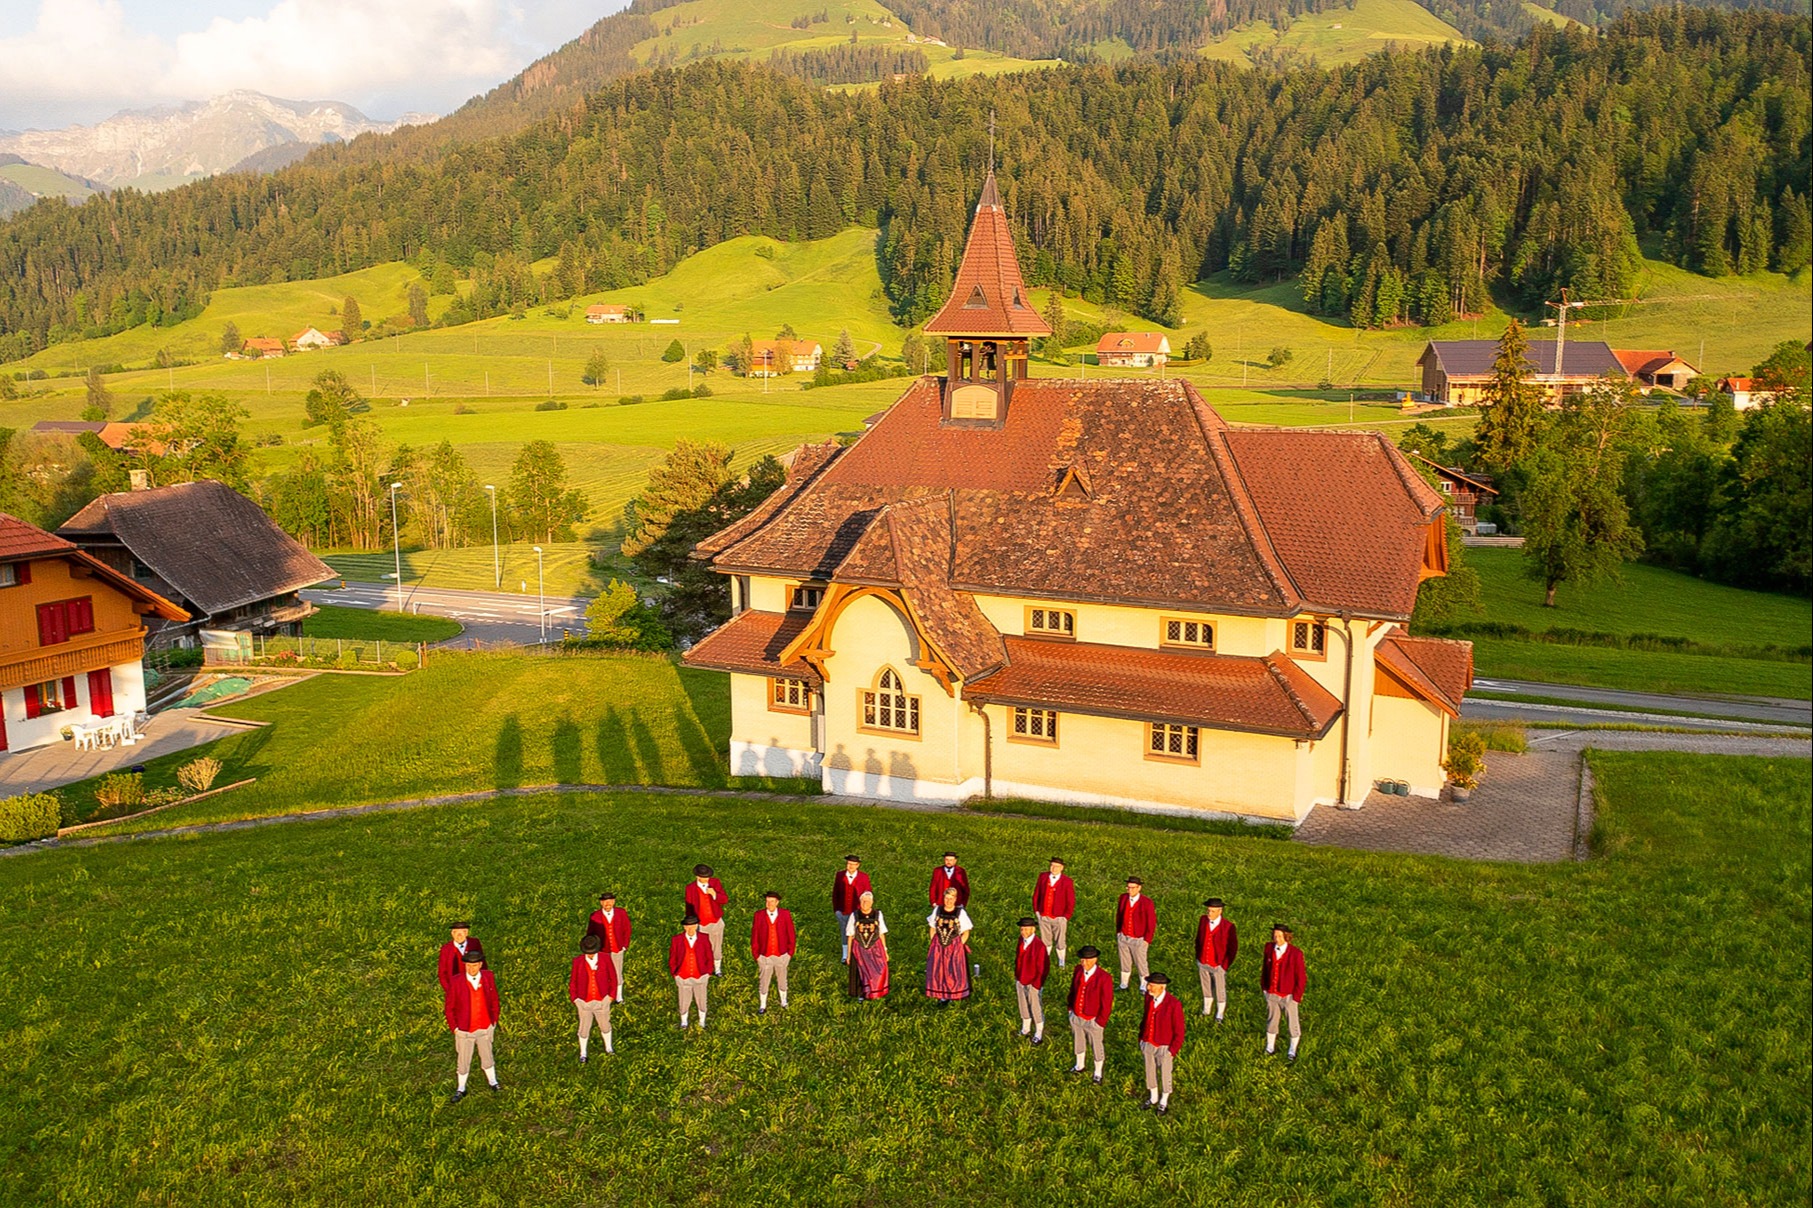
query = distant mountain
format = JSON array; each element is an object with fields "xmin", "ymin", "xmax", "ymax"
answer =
[
  {"xmin": 0, "ymin": 92, "xmax": 435, "ymax": 191},
  {"xmin": 0, "ymin": 157, "xmax": 104, "ymax": 218}
]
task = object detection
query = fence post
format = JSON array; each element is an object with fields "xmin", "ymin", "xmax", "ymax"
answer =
[
  {"xmin": 378, "ymin": 640, "xmax": 384, "ymax": 664},
  {"xmin": 338, "ymin": 639, "xmax": 343, "ymax": 660}
]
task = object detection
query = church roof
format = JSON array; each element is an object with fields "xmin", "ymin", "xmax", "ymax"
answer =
[
  {"xmin": 1375, "ymin": 627, "xmax": 1474, "ymax": 717},
  {"xmin": 923, "ymin": 170, "xmax": 1051, "ymax": 339},
  {"xmin": 684, "ymin": 609, "xmax": 822, "ymax": 685},
  {"xmin": 696, "ymin": 376, "xmax": 1443, "ymax": 621}
]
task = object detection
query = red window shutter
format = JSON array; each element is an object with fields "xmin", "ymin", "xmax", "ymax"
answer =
[
  {"xmin": 88, "ymin": 668, "xmax": 115, "ymax": 718},
  {"xmin": 62, "ymin": 676, "xmax": 77, "ymax": 711},
  {"xmin": 14, "ymin": 561, "xmax": 28, "ymax": 585},
  {"xmin": 71, "ymin": 596, "xmax": 95, "ymax": 635},
  {"xmin": 37, "ymin": 602, "xmax": 63, "ymax": 646},
  {"xmin": 24, "ymin": 685, "xmax": 42, "ymax": 720},
  {"xmin": 0, "ymin": 709, "xmax": 8, "ymax": 751}
]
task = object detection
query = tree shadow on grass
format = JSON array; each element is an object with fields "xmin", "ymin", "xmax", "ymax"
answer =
[
  {"xmin": 626, "ymin": 712, "xmax": 669, "ymax": 786},
  {"xmin": 494, "ymin": 716, "xmax": 523, "ymax": 790}
]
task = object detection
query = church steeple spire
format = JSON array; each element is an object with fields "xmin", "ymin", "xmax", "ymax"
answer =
[{"xmin": 923, "ymin": 166, "xmax": 1049, "ymax": 425}]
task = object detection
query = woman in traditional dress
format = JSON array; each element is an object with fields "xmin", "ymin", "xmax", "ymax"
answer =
[
  {"xmin": 925, "ymin": 886, "xmax": 974, "ymax": 1004},
  {"xmin": 845, "ymin": 890, "xmax": 890, "ymax": 1001}
]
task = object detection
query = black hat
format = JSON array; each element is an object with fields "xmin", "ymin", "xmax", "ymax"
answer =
[
  {"xmin": 844, "ymin": 854, "xmax": 861, "ymax": 864},
  {"xmin": 581, "ymin": 934, "xmax": 603, "ymax": 953},
  {"xmin": 1017, "ymin": 916, "xmax": 1037, "ymax": 928},
  {"xmin": 1272, "ymin": 923, "xmax": 1293, "ymax": 935},
  {"xmin": 1126, "ymin": 875, "xmax": 1143, "ymax": 886},
  {"xmin": 763, "ymin": 890, "xmax": 782, "ymax": 901},
  {"xmin": 682, "ymin": 910, "xmax": 701, "ymax": 926},
  {"xmin": 1147, "ymin": 972, "xmax": 1170, "ymax": 986},
  {"xmin": 694, "ymin": 863, "xmax": 713, "ymax": 877},
  {"xmin": 942, "ymin": 851, "xmax": 958, "ymax": 859},
  {"xmin": 1077, "ymin": 945, "xmax": 1101, "ymax": 960},
  {"xmin": 1204, "ymin": 897, "xmax": 1224, "ymax": 908},
  {"xmin": 1049, "ymin": 856, "xmax": 1066, "ymax": 866},
  {"xmin": 462, "ymin": 950, "xmax": 484, "ymax": 965},
  {"xmin": 598, "ymin": 891, "xmax": 615, "ymax": 902},
  {"xmin": 449, "ymin": 920, "xmax": 471, "ymax": 930}
]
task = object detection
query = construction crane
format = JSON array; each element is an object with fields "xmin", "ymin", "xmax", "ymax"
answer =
[{"xmin": 1545, "ymin": 288, "xmax": 1638, "ymax": 378}]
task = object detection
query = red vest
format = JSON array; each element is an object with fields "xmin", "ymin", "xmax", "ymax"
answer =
[
  {"xmin": 1140, "ymin": 991, "xmax": 1186, "ymax": 1053},
  {"xmin": 1068, "ymin": 966, "xmax": 1113, "ymax": 1026},
  {"xmin": 686, "ymin": 880, "xmax": 725, "ymax": 925},
  {"xmin": 1195, "ymin": 916, "xmax": 1238, "ymax": 968},
  {"xmin": 1116, "ymin": 893, "xmax": 1156, "ymax": 942},
  {"xmin": 1015, "ymin": 936, "xmax": 1050, "ymax": 988},
  {"xmin": 1033, "ymin": 873, "xmax": 1075, "ymax": 919},
  {"xmin": 1261, "ymin": 943, "xmax": 1307, "ymax": 1001}
]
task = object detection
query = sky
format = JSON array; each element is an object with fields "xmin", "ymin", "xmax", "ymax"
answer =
[{"xmin": 0, "ymin": 0, "xmax": 630, "ymax": 131}]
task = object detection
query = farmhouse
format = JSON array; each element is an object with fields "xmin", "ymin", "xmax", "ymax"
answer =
[
  {"xmin": 240, "ymin": 337, "xmax": 285, "ymax": 359},
  {"xmin": 750, "ymin": 339, "xmax": 823, "ymax": 377},
  {"xmin": 1718, "ymin": 376, "xmax": 1776, "ymax": 410},
  {"xmin": 1613, "ymin": 348, "xmax": 1697, "ymax": 392},
  {"xmin": 57, "ymin": 480, "xmax": 332, "ymax": 643},
  {"xmin": 684, "ymin": 173, "xmax": 1472, "ymax": 822},
  {"xmin": 1409, "ymin": 453, "xmax": 1497, "ymax": 533},
  {"xmin": 28, "ymin": 421, "xmax": 163, "ymax": 455},
  {"xmin": 1095, "ymin": 332, "xmax": 1171, "ymax": 368},
  {"xmin": 291, "ymin": 327, "xmax": 342, "ymax": 351},
  {"xmin": 585, "ymin": 304, "xmax": 631, "ymax": 324},
  {"xmin": 1417, "ymin": 338, "xmax": 1627, "ymax": 405},
  {"xmin": 0, "ymin": 512, "xmax": 187, "ymax": 754}
]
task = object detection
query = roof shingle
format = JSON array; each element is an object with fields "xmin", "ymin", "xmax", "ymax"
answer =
[
  {"xmin": 1423, "ymin": 339, "xmax": 1628, "ymax": 379},
  {"xmin": 1375, "ymin": 628, "xmax": 1473, "ymax": 715},
  {"xmin": 685, "ymin": 610, "xmax": 821, "ymax": 684},
  {"xmin": 923, "ymin": 170, "xmax": 1051, "ymax": 338}
]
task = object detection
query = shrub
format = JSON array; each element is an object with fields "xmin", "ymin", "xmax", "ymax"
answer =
[
  {"xmin": 1267, "ymin": 346, "xmax": 1294, "ymax": 368},
  {"xmin": 162, "ymin": 647, "xmax": 205, "ymax": 668},
  {"xmin": 659, "ymin": 386, "xmax": 692, "ymax": 401},
  {"xmin": 618, "ymin": 394, "xmax": 646, "ymax": 406},
  {"xmin": 533, "ymin": 399, "xmax": 568, "ymax": 411},
  {"xmin": 0, "ymin": 792, "xmax": 61, "ymax": 842},
  {"xmin": 692, "ymin": 383, "xmax": 714, "ymax": 398},
  {"xmin": 661, "ymin": 339, "xmax": 686, "ymax": 363},
  {"xmin": 94, "ymin": 774, "xmax": 146, "ymax": 813},
  {"xmin": 177, "ymin": 756, "xmax": 223, "ymax": 795},
  {"xmin": 452, "ymin": 402, "xmax": 474, "ymax": 415},
  {"xmin": 1442, "ymin": 730, "xmax": 1488, "ymax": 790}
]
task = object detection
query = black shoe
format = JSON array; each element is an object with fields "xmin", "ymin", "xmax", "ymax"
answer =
[
  {"xmin": 1157, "ymin": 1103, "xmax": 1170, "ymax": 1116},
  {"xmin": 759, "ymin": 1006, "xmax": 768, "ymax": 1016},
  {"xmin": 1032, "ymin": 1034, "xmax": 1045, "ymax": 1046},
  {"xmin": 1092, "ymin": 1073, "xmax": 1103, "ymax": 1085},
  {"xmin": 579, "ymin": 1054, "xmax": 589, "ymax": 1065},
  {"xmin": 1287, "ymin": 1050, "xmax": 1299, "ymax": 1065},
  {"xmin": 1139, "ymin": 1098, "xmax": 1154, "ymax": 1110},
  {"xmin": 487, "ymin": 1081, "xmax": 500, "ymax": 1093},
  {"xmin": 448, "ymin": 1089, "xmax": 466, "ymax": 1104},
  {"xmin": 1215, "ymin": 1015, "xmax": 1225, "ymax": 1027}
]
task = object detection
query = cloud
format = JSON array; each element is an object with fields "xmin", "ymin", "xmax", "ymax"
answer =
[{"xmin": 0, "ymin": 0, "xmax": 618, "ymax": 129}]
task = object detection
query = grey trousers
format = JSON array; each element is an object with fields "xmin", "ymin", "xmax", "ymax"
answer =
[
  {"xmin": 1037, "ymin": 915, "xmax": 1068, "ymax": 961},
  {"xmin": 836, "ymin": 911, "xmax": 852, "ymax": 957},
  {"xmin": 1198, "ymin": 962, "xmax": 1228, "ymax": 1005},
  {"xmin": 677, "ymin": 975, "xmax": 710, "ymax": 1018},
  {"xmin": 454, "ymin": 1026, "xmax": 495, "ymax": 1076},
  {"xmin": 1117, "ymin": 935, "xmax": 1150, "ymax": 985},
  {"xmin": 575, "ymin": 998, "xmax": 612, "ymax": 1040},
  {"xmin": 1265, "ymin": 992, "xmax": 1301, "ymax": 1039},
  {"xmin": 1070, "ymin": 1012, "xmax": 1105, "ymax": 1063},
  {"xmin": 1141, "ymin": 1040, "xmax": 1175, "ymax": 1095},
  {"xmin": 700, "ymin": 921, "xmax": 725, "ymax": 967},
  {"xmin": 610, "ymin": 949, "xmax": 626, "ymax": 1000},
  {"xmin": 757, "ymin": 954, "xmax": 791, "ymax": 998},
  {"xmin": 1015, "ymin": 982, "xmax": 1043, "ymax": 1026}
]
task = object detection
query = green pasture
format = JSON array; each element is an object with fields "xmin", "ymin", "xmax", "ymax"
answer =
[
  {"xmin": 0, "ymin": 162, "xmax": 98, "ymax": 201},
  {"xmin": 1198, "ymin": 0, "xmax": 1468, "ymax": 66},
  {"xmin": 302, "ymin": 605, "xmax": 464, "ymax": 643},
  {"xmin": 1465, "ymin": 638, "xmax": 1811, "ymax": 700},
  {"xmin": 1, "ymin": 749, "xmax": 1805, "ymax": 1203}
]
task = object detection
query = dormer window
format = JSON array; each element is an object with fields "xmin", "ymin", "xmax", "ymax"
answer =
[
  {"xmin": 789, "ymin": 584, "xmax": 824, "ymax": 611},
  {"xmin": 1162, "ymin": 618, "xmax": 1214, "ymax": 649},
  {"xmin": 963, "ymin": 285, "xmax": 989, "ymax": 309}
]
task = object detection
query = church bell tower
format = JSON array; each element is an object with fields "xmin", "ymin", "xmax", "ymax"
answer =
[{"xmin": 922, "ymin": 169, "xmax": 1050, "ymax": 426}]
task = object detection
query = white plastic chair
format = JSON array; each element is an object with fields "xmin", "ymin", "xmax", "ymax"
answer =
[{"xmin": 71, "ymin": 723, "xmax": 95, "ymax": 751}]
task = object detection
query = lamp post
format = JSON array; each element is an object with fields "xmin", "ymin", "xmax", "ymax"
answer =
[
  {"xmin": 532, "ymin": 545, "xmax": 545, "ymax": 644},
  {"xmin": 388, "ymin": 482, "xmax": 404, "ymax": 610},
  {"xmin": 484, "ymin": 485, "xmax": 499, "ymax": 589}
]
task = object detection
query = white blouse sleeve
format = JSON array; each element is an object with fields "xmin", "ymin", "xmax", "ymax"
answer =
[
  {"xmin": 877, "ymin": 913, "xmax": 888, "ymax": 935},
  {"xmin": 926, "ymin": 909, "xmax": 939, "ymax": 927},
  {"xmin": 957, "ymin": 908, "xmax": 974, "ymax": 932},
  {"xmin": 845, "ymin": 914, "xmax": 856, "ymax": 937}
]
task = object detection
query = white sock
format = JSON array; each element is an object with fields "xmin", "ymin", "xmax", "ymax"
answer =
[
  {"xmin": 1216, "ymin": 1003, "xmax": 1226, "ymax": 1020},
  {"xmin": 457, "ymin": 1073, "xmax": 468, "ymax": 1092},
  {"xmin": 484, "ymin": 1067, "xmax": 497, "ymax": 1087},
  {"xmin": 1035, "ymin": 1024, "xmax": 1044, "ymax": 1039},
  {"xmin": 1020, "ymin": 1019, "xmax": 1031, "ymax": 1035},
  {"xmin": 1093, "ymin": 1060, "xmax": 1104, "ymax": 1077},
  {"xmin": 715, "ymin": 963, "xmax": 723, "ymax": 975},
  {"xmin": 579, "ymin": 1038, "xmax": 589, "ymax": 1058},
  {"xmin": 1159, "ymin": 1093, "xmax": 1169, "ymax": 1108},
  {"xmin": 1149, "ymin": 1088, "xmax": 1159, "ymax": 1103},
  {"xmin": 1203, "ymin": 997, "xmax": 1212, "ymax": 1015},
  {"xmin": 760, "ymin": 994, "xmax": 769, "ymax": 1009},
  {"xmin": 1266, "ymin": 1032, "xmax": 1276, "ymax": 1053},
  {"xmin": 780, "ymin": 991, "xmax": 788, "ymax": 1007},
  {"xmin": 698, "ymin": 1012, "xmax": 707, "ymax": 1029},
  {"xmin": 603, "ymin": 1031, "xmax": 613, "ymax": 1054},
  {"xmin": 615, "ymin": 993, "xmax": 624, "ymax": 1003},
  {"xmin": 1288, "ymin": 1037, "xmax": 1299, "ymax": 1057},
  {"xmin": 1073, "ymin": 1054, "xmax": 1085, "ymax": 1071},
  {"xmin": 1057, "ymin": 949, "xmax": 1065, "ymax": 966},
  {"xmin": 1120, "ymin": 975, "xmax": 1130, "ymax": 989},
  {"xmin": 680, "ymin": 1014, "xmax": 689, "ymax": 1028}
]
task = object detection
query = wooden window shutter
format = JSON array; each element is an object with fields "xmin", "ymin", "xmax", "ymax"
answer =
[
  {"xmin": 15, "ymin": 561, "xmax": 28, "ymax": 585},
  {"xmin": 24, "ymin": 685, "xmax": 42, "ymax": 720},
  {"xmin": 62, "ymin": 676, "xmax": 78, "ymax": 710},
  {"xmin": 71, "ymin": 596, "xmax": 95, "ymax": 634},
  {"xmin": 37, "ymin": 602, "xmax": 65, "ymax": 646},
  {"xmin": 88, "ymin": 668, "xmax": 115, "ymax": 718}
]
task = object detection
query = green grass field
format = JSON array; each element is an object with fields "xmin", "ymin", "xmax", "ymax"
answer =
[
  {"xmin": 1, "ymin": 750, "xmax": 1805, "ymax": 1203},
  {"xmin": 1461, "ymin": 548, "xmax": 1813, "ymax": 699},
  {"xmin": 302, "ymin": 605, "xmax": 464, "ymax": 643},
  {"xmin": 0, "ymin": 162, "xmax": 98, "ymax": 202},
  {"xmin": 1199, "ymin": 0, "xmax": 1468, "ymax": 66}
]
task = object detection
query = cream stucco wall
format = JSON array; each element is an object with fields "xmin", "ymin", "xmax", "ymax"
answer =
[
  {"xmin": 727, "ymin": 672, "xmax": 819, "ymax": 779},
  {"xmin": 970, "ymin": 594, "xmax": 1276, "ymax": 656},
  {"xmin": 1369, "ymin": 694, "xmax": 1449, "ymax": 798}
]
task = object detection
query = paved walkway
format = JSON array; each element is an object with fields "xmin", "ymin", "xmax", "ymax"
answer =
[
  {"xmin": 0, "ymin": 709, "xmax": 251, "ymax": 797},
  {"xmin": 1296, "ymin": 750, "xmax": 1583, "ymax": 863}
]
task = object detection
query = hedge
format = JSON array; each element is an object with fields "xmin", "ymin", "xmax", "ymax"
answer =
[{"xmin": 0, "ymin": 792, "xmax": 61, "ymax": 843}]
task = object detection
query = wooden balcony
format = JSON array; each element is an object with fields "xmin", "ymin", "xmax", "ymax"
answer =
[{"xmin": 0, "ymin": 628, "xmax": 146, "ymax": 692}]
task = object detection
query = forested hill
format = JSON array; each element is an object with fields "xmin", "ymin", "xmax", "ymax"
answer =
[{"xmin": 1, "ymin": 10, "xmax": 1807, "ymax": 362}]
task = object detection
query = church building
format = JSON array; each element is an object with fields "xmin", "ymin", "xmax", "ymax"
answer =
[{"xmin": 683, "ymin": 173, "xmax": 1473, "ymax": 822}]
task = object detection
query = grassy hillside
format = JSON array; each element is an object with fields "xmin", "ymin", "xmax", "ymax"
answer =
[
  {"xmin": 1199, "ymin": 0, "xmax": 1469, "ymax": 66},
  {"xmin": 0, "ymin": 162, "xmax": 98, "ymax": 202},
  {"xmin": 3, "ymin": 738, "xmax": 1807, "ymax": 1202}
]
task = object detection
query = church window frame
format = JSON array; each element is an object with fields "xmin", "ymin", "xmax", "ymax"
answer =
[
  {"xmin": 860, "ymin": 667, "xmax": 921, "ymax": 738},
  {"xmin": 1160, "ymin": 617, "xmax": 1215, "ymax": 651},
  {"xmin": 1291, "ymin": 618, "xmax": 1328, "ymax": 661},
  {"xmin": 1025, "ymin": 606, "xmax": 1076, "ymax": 639},
  {"xmin": 1145, "ymin": 722, "xmax": 1201, "ymax": 765},
  {"xmin": 769, "ymin": 677, "xmax": 812, "ymax": 715},
  {"xmin": 1009, "ymin": 707, "xmax": 1059, "ymax": 746}
]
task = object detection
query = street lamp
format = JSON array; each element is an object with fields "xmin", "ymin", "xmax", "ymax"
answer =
[
  {"xmin": 484, "ymin": 484, "xmax": 499, "ymax": 589},
  {"xmin": 532, "ymin": 545, "xmax": 545, "ymax": 644},
  {"xmin": 388, "ymin": 482, "xmax": 404, "ymax": 611}
]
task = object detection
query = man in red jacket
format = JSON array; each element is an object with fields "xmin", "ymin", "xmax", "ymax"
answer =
[
  {"xmin": 569, "ymin": 934, "xmax": 616, "ymax": 1062},
  {"xmin": 1139, "ymin": 972, "xmax": 1186, "ymax": 1114},
  {"xmin": 1013, "ymin": 916, "xmax": 1050, "ymax": 1044},
  {"xmin": 1067, "ymin": 944, "xmax": 1113, "ymax": 1084},
  {"xmin": 685, "ymin": 864, "xmax": 728, "ymax": 975},
  {"xmin": 1032, "ymin": 857, "xmax": 1075, "ymax": 968},
  {"xmin": 437, "ymin": 922, "xmax": 482, "ymax": 998},
  {"xmin": 1261, "ymin": 923, "xmax": 1307, "ymax": 1062},
  {"xmin": 585, "ymin": 892, "xmax": 631, "ymax": 1003},
  {"xmin": 669, "ymin": 911, "xmax": 714, "ymax": 1031},
  {"xmin": 1115, "ymin": 876, "xmax": 1157, "ymax": 993},
  {"xmin": 1194, "ymin": 897, "xmax": 1239, "ymax": 1023},
  {"xmin": 831, "ymin": 855, "xmax": 870, "ymax": 962},
  {"xmin": 445, "ymin": 949, "xmax": 500, "ymax": 1103},
  {"xmin": 750, "ymin": 890, "xmax": 797, "ymax": 1014},
  {"xmin": 928, "ymin": 851, "xmax": 969, "ymax": 909}
]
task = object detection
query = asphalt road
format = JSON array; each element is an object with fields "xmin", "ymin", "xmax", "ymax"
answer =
[
  {"xmin": 304, "ymin": 581, "xmax": 588, "ymax": 646},
  {"xmin": 1465, "ymin": 676, "xmax": 1812, "ymax": 732}
]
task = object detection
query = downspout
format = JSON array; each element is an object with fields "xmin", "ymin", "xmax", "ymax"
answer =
[
  {"xmin": 969, "ymin": 700, "xmax": 993, "ymax": 802},
  {"xmin": 1333, "ymin": 612, "xmax": 1356, "ymax": 806}
]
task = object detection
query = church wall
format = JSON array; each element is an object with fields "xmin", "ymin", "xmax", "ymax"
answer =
[
  {"xmin": 747, "ymin": 575, "xmax": 792, "ymax": 613},
  {"xmin": 1368, "ymin": 695, "xmax": 1449, "ymax": 799},
  {"xmin": 727, "ymin": 673, "xmax": 819, "ymax": 780},
  {"xmin": 970, "ymin": 594, "xmax": 1277, "ymax": 657}
]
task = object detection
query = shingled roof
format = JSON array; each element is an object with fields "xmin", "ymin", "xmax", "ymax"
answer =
[
  {"xmin": 58, "ymin": 481, "xmax": 334, "ymax": 617},
  {"xmin": 1375, "ymin": 628, "xmax": 1474, "ymax": 716},
  {"xmin": 923, "ymin": 170, "xmax": 1051, "ymax": 339},
  {"xmin": 685, "ymin": 610, "xmax": 821, "ymax": 684},
  {"xmin": 700, "ymin": 376, "xmax": 1442, "ymax": 620},
  {"xmin": 1421, "ymin": 339, "xmax": 1628, "ymax": 380},
  {"xmin": 0, "ymin": 511, "xmax": 188, "ymax": 621}
]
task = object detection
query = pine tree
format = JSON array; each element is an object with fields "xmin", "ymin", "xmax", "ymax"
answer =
[
  {"xmin": 341, "ymin": 296, "xmax": 363, "ymax": 336},
  {"xmin": 832, "ymin": 328, "xmax": 857, "ymax": 365},
  {"xmin": 1474, "ymin": 320, "xmax": 1543, "ymax": 471}
]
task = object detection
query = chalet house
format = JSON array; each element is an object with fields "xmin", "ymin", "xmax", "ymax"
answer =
[
  {"xmin": 750, "ymin": 339, "xmax": 824, "ymax": 377},
  {"xmin": 0, "ymin": 512, "xmax": 187, "ymax": 755},
  {"xmin": 57, "ymin": 480, "xmax": 334, "ymax": 644},
  {"xmin": 292, "ymin": 327, "xmax": 343, "ymax": 351},
  {"xmin": 1410, "ymin": 454, "xmax": 1497, "ymax": 533},
  {"xmin": 1718, "ymin": 377, "xmax": 1776, "ymax": 410},
  {"xmin": 1613, "ymin": 349, "xmax": 1697, "ymax": 392},
  {"xmin": 1096, "ymin": 332, "xmax": 1171, "ymax": 368},
  {"xmin": 682, "ymin": 173, "xmax": 1473, "ymax": 822},
  {"xmin": 1417, "ymin": 339, "xmax": 1627, "ymax": 406},
  {"xmin": 585, "ymin": 304, "xmax": 631, "ymax": 324},
  {"xmin": 28, "ymin": 421, "xmax": 163, "ymax": 456},
  {"xmin": 240, "ymin": 337, "xmax": 286, "ymax": 359}
]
